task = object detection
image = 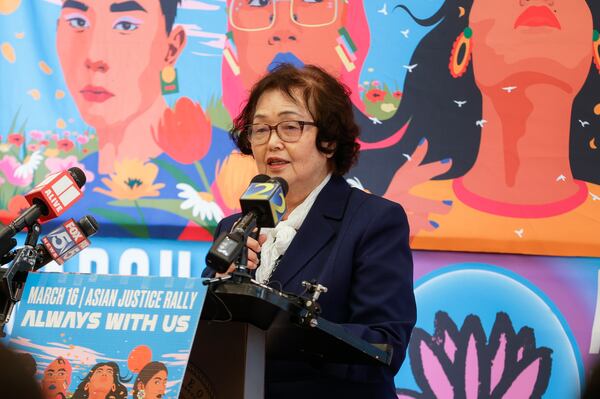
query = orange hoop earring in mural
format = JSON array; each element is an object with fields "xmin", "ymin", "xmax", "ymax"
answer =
[
  {"xmin": 449, "ymin": 27, "xmax": 472, "ymax": 78},
  {"xmin": 593, "ymin": 30, "xmax": 600, "ymax": 73}
]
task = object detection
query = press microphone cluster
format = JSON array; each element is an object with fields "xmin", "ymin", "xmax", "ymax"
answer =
[
  {"xmin": 206, "ymin": 174, "xmax": 288, "ymax": 273},
  {"xmin": 0, "ymin": 167, "xmax": 86, "ymax": 254}
]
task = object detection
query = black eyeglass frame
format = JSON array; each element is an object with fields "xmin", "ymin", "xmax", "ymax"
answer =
[{"xmin": 244, "ymin": 120, "xmax": 318, "ymax": 145}]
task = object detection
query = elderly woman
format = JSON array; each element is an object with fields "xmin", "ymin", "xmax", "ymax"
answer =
[{"xmin": 206, "ymin": 64, "xmax": 416, "ymax": 398}]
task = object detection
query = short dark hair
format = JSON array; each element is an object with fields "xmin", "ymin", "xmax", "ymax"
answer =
[
  {"xmin": 230, "ymin": 64, "xmax": 361, "ymax": 176},
  {"xmin": 159, "ymin": 0, "xmax": 182, "ymax": 34}
]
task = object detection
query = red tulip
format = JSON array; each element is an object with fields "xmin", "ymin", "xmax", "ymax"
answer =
[{"xmin": 153, "ymin": 97, "xmax": 212, "ymax": 164}]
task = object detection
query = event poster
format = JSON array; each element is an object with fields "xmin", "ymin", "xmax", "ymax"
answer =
[{"xmin": 4, "ymin": 272, "xmax": 206, "ymax": 399}]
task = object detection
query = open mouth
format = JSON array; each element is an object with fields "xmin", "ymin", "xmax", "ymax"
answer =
[
  {"xmin": 267, "ymin": 158, "xmax": 290, "ymax": 167},
  {"xmin": 514, "ymin": 6, "xmax": 561, "ymax": 30}
]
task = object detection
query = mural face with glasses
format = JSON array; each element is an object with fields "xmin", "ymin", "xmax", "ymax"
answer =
[{"xmin": 228, "ymin": 0, "xmax": 346, "ymax": 89}]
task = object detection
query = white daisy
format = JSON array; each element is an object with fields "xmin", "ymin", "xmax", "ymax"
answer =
[
  {"xmin": 15, "ymin": 151, "xmax": 44, "ymax": 179},
  {"xmin": 177, "ymin": 183, "xmax": 224, "ymax": 222}
]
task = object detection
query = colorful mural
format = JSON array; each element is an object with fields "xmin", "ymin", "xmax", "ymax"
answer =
[{"xmin": 2, "ymin": 1, "xmax": 598, "ymax": 256}]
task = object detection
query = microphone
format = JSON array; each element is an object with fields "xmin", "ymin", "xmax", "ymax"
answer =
[
  {"xmin": 0, "ymin": 167, "xmax": 86, "ymax": 246},
  {"xmin": 38, "ymin": 215, "xmax": 98, "ymax": 266},
  {"xmin": 206, "ymin": 175, "xmax": 288, "ymax": 273},
  {"xmin": 237, "ymin": 175, "xmax": 288, "ymax": 229},
  {"xmin": 0, "ymin": 216, "xmax": 99, "ymax": 268}
]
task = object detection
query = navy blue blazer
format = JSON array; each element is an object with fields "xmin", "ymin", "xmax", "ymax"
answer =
[{"xmin": 204, "ymin": 175, "xmax": 416, "ymax": 398}]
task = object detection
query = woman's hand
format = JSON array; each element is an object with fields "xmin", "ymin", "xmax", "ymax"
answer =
[
  {"xmin": 383, "ymin": 138, "xmax": 453, "ymax": 237},
  {"xmin": 215, "ymin": 233, "xmax": 267, "ymax": 277}
]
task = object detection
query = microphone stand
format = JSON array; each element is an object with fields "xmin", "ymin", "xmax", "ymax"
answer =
[{"xmin": 0, "ymin": 223, "xmax": 41, "ymax": 337}]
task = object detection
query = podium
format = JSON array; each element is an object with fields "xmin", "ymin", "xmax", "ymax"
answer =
[{"xmin": 183, "ymin": 277, "xmax": 392, "ymax": 399}]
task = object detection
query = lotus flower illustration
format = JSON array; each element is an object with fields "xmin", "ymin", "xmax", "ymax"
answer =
[{"xmin": 397, "ymin": 311, "xmax": 552, "ymax": 398}]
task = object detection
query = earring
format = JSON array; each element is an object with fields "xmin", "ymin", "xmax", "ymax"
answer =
[
  {"xmin": 223, "ymin": 31, "xmax": 241, "ymax": 76},
  {"xmin": 449, "ymin": 27, "xmax": 473, "ymax": 78},
  {"xmin": 593, "ymin": 30, "xmax": 600, "ymax": 73},
  {"xmin": 161, "ymin": 66, "xmax": 179, "ymax": 95},
  {"xmin": 336, "ymin": 27, "xmax": 356, "ymax": 72},
  {"xmin": 137, "ymin": 389, "xmax": 145, "ymax": 399}
]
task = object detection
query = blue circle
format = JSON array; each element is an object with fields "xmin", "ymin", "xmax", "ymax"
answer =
[{"xmin": 395, "ymin": 263, "xmax": 582, "ymax": 398}]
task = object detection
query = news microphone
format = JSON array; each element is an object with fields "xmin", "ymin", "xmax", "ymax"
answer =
[
  {"xmin": 238, "ymin": 176, "xmax": 288, "ymax": 229},
  {"xmin": 206, "ymin": 175, "xmax": 288, "ymax": 273},
  {"xmin": 0, "ymin": 167, "xmax": 86, "ymax": 245},
  {"xmin": 38, "ymin": 215, "xmax": 98, "ymax": 266}
]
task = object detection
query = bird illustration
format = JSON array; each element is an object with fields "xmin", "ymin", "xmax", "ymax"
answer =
[
  {"xmin": 454, "ymin": 100, "xmax": 467, "ymax": 107},
  {"xmin": 378, "ymin": 3, "xmax": 388, "ymax": 16},
  {"xmin": 400, "ymin": 29, "xmax": 410, "ymax": 38},
  {"xmin": 591, "ymin": 192, "xmax": 600, "ymax": 201},
  {"xmin": 402, "ymin": 153, "xmax": 412, "ymax": 161},
  {"xmin": 556, "ymin": 174, "xmax": 566, "ymax": 182},
  {"xmin": 475, "ymin": 119, "xmax": 487, "ymax": 127},
  {"xmin": 502, "ymin": 86, "xmax": 517, "ymax": 93},
  {"xmin": 403, "ymin": 64, "xmax": 418, "ymax": 73},
  {"xmin": 579, "ymin": 120, "xmax": 590, "ymax": 127},
  {"xmin": 514, "ymin": 229, "xmax": 524, "ymax": 238},
  {"xmin": 369, "ymin": 117, "xmax": 382, "ymax": 125}
]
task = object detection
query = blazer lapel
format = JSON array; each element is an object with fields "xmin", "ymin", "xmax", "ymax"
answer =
[{"xmin": 271, "ymin": 176, "xmax": 351, "ymax": 289}]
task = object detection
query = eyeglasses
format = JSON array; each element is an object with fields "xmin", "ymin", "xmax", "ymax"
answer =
[
  {"xmin": 245, "ymin": 120, "xmax": 317, "ymax": 145},
  {"xmin": 229, "ymin": 0, "xmax": 339, "ymax": 32}
]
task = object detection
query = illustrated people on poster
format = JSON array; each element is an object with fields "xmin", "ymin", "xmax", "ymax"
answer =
[
  {"xmin": 72, "ymin": 362, "xmax": 130, "ymax": 399},
  {"xmin": 54, "ymin": 0, "xmax": 236, "ymax": 238},
  {"xmin": 131, "ymin": 361, "xmax": 168, "ymax": 399},
  {"xmin": 41, "ymin": 357, "xmax": 73, "ymax": 399},
  {"xmin": 219, "ymin": 1, "xmax": 449, "ymax": 237},
  {"xmin": 350, "ymin": 0, "xmax": 600, "ymax": 255},
  {"xmin": 56, "ymin": 0, "xmax": 187, "ymax": 174}
]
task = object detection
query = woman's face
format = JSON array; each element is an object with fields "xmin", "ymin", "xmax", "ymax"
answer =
[
  {"xmin": 250, "ymin": 89, "xmax": 331, "ymax": 202},
  {"xmin": 469, "ymin": 0, "xmax": 593, "ymax": 91},
  {"xmin": 89, "ymin": 365, "xmax": 114, "ymax": 392},
  {"xmin": 230, "ymin": 0, "xmax": 346, "ymax": 89},
  {"xmin": 56, "ymin": 0, "xmax": 179, "ymax": 128},
  {"xmin": 142, "ymin": 369, "xmax": 168, "ymax": 398}
]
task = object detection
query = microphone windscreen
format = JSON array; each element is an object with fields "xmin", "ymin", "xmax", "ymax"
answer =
[
  {"xmin": 269, "ymin": 177, "xmax": 289, "ymax": 196},
  {"xmin": 251, "ymin": 174, "xmax": 270, "ymax": 184},
  {"xmin": 78, "ymin": 215, "xmax": 99, "ymax": 236},
  {"xmin": 68, "ymin": 166, "xmax": 86, "ymax": 188}
]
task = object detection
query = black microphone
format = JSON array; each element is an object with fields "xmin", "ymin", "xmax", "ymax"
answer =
[
  {"xmin": 205, "ymin": 175, "xmax": 288, "ymax": 273},
  {"xmin": 0, "ymin": 216, "xmax": 99, "ymax": 269},
  {"xmin": 0, "ymin": 167, "xmax": 87, "ymax": 251}
]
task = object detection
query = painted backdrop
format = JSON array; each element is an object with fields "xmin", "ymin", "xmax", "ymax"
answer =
[{"xmin": 1, "ymin": 0, "xmax": 598, "ymax": 256}]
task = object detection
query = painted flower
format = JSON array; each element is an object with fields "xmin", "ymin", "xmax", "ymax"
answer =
[
  {"xmin": 7, "ymin": 133, "xmax": 24, "ymax": 147},
  {"xmin": 0, "ymin": 195, "xmax": 29, "ymax": 225},
  {"xmin": 371, "ymin": 80, "xmax": 381, "ymax": 87},
  {"xmin": 14, "ymin": 151, "xmax": 44, "ymax": 179},
  {"xmin": 39, "ymin": 140, "xmax": 50, "ymax": 147},
  {"xmin": 0, "ymin": 155, "xmax": 33, "ymax": 186},
  {"xmin": 380, "ymin": 103, "xmax": 397, "ymax": 113},
  {"xmin": 153, "ymin": 97, "xmax": 211, "ymax": 164},
  {"xmin": 27, "ymin": 144, "xmax": 39, "ymax": 152},
  {"xmin": 28, "ymin": 130, "xmax": 45, "ymax": 140},
  {"xmin": 44, "ymin": 148, "xmax": 59, "ymax": 157},
  {"xmin": 393, "ymin": 90, "xmax": 403, "ymax": 99},
  {"xmin": 45, "ymin": 155, "xmax": 95, "ymax": 186},
  {"xmin": 177, "ymin": 183, "xmax": 224, "ymax": 222},
  {"xmin": 76, "ymin": 135, "xmax": 89, "ymax": 145},
  {"xmin": 0, "ymin": 144, "xmax": 10, "ymax": 153},
  {"xmin": 365, "ymin": 88, "xmax": 386, "ymax": 103},
  {"xmin": 214, "ymin": 151, "xmax": 258, "ymax": 212},
  {"xmin": 397, "ymin": 311, "xmax": 552, "ymax": 399},
  {"xmin": 56, "ymin": 138, "xmax": 74, "ymax": 152},
  {"xmin": 94, "ymin": 159, "xmax": 164, "ymax": 200}
]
